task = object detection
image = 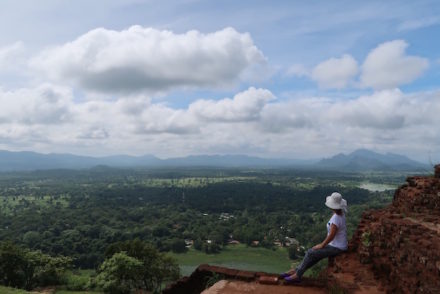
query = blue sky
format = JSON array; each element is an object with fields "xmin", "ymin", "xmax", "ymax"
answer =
[{"xmin": 0, "ymin": 0, "xmax": 439, "ymax": 162}]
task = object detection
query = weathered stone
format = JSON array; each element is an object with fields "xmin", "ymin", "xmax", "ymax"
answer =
[
  {"xmin": 258, "ymin": 275, "xmax": 279, "ymax": 285},
  {"xmin": 328, "ymin": 165, "xmax": 440, "ymax": 293},
  {"xmin": 236, "ymin": 270, "xmax": 256, "ymax": 281},
  {"xmin": 436, "ymin": 261, "xmax": 440, "ymax": 273}
]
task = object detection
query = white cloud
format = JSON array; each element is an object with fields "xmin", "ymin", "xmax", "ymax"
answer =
[
  {"xmin": 189, "ymin": 87, "xmax": 274, "ymax": 122},
  {"xmin": 0, "ymin": 84, "xmax": 439, "ymax": 161},
  {"xmin": 259, "ymin": 99, "xmax": 320, "ymax": 132},
  {"xmin": 77, "ymin": 127, "xmax": 109, "ymax": 140},
  {"xmin": 0, "ymin": 84, "xmax": 73, "ymax": 125},
  {"xmin": 361, "ymin": 40, "xmax": 429, "ymax": 89},
  {"xmin": 0, "ymin": 42, "xmax": 25, "ymax": 71},
  {"xmin": 398, "ymin": 17, "xmax": 440, "ymax": 31},
  {"xmin": 288, "ymin": 40, "xmax": 430, "ymax": 91},
  {"xmin": 311, "ymin": 54, "xmax": 358, "ymax": 89},
  {"xmin": 286, "ymin": 55, "xmax": 358, "ymax": 89},
  {"xmin": 72, "ymin": 87, "xmax": 275, "ymax": 137},
  {"xmin": 30, "ymin": 26, "xmax": 265, "ymax": 93},
  {"xmin": 135, "ymin": 104, "xmax": 198, "ymax": 134},
  {"xmin": 327, "ymin": 89, "xmax": 406, "ymax": 129},
  {"xmin": 286, "ymin": 64, "xmax": 310, "ymax": 78}
]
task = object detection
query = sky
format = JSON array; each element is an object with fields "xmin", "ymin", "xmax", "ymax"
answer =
[{"xmin": 0, "ymin": 0, "xmax": 439, "ymax": 162}]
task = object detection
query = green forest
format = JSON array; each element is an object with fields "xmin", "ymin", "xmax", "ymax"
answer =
[{"xmin": 0, "ymin": 167, "xmax": 402, "ymax": 293}]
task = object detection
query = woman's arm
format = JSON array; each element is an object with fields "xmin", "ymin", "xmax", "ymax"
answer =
[{"xmin": 312, "ymin": 223, "xmax": 338, "ymax": 250}]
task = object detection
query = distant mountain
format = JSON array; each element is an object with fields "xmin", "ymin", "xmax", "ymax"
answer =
[
  {"xmin": 0, "ymin": 149, "xmax": 427, "ymax": 172},
  {"xmin": 160, "ymin": 155, "xmax": 315, "ymax": 167},
  {"xmin": 0, "ymin": 151, "xmax": 161, "ymax": 171},
  {"xmin": 318, "ymin": 149, "xmax": 428, "ymax": 171},
  {"xmin": 0, "ymin": 150, "xmax": 315, "ymax": 171}
]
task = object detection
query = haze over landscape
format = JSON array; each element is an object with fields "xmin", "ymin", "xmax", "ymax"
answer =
[
  {"xmin": 0, "ymin": 148, "xmax": 429, "ymax": 171},
  {"xmin": 0, "ymin": 0, "xmax": 439, "ymax": 163}
]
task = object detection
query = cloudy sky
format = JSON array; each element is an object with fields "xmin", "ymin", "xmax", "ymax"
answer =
[{"xmin": 0, "ymin": 0, "xmax": 439, "ymax": 162}]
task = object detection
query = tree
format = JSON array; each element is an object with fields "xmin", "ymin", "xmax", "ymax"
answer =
[
  {"xmin": 0, "ymin": 242, "xmax": 26, "ymax": 288},
  {"xmin": 22, "ymin": 250, "xmax": 71, "ymax": 290},
  {"xmin": 22, "ymin": 231, "xmax": 41, "ymax": 249},
  {"xmin": 170, "ymin": 238, "xmax": 187, "ymax": 253},
  {"xmin": 95, "ymin": 252, "xmax": 143, "ymax": 294},
  {"xmin": 193, "ymin": 238, "xmax": 203, "ymax": 251},
  {"xmin": 203, "ymin": 242, "xmax": 220, "ymax": 254},
  {"xmin": 288, "ymin": 245, "xmax": 298, "ymax": 260},
  {"xmin": 102, "ymin": 240, "xmax": 180, "ymax": 293},
  {"xmin": 0, "ymin": 242, "xmax": 71, "ymax": 290},
  {"xmin": 149, "ymin": 255, "xmax": 180, "ymax": 292}
]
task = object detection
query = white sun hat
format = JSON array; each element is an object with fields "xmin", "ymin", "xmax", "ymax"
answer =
[{"xmin": 325, "ymin": 192, "xmax": 348, "ymax": 212}]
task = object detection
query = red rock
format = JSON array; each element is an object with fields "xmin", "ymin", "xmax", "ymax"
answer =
[
  {"xmin": 259, "ymin": 276, "xmax": 279, "ymax": 285},
  {"xmin": 236, "ymin": 270, "xmax": 256, "ymax": 281},
  {"xmin": 327, "ymin": 166, "xmax": 440, "ymax": 293}
]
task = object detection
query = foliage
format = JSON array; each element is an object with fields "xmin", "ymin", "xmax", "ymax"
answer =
[
  {"xmin": 0, "ymin": 242, "xmax": 26, "ymax": 288},
  {"xmin": 288, "ymin": 245, "xmax": 298, "ymax": 260},
  {"xmin": 94, "ymin": 252, "xmax": 143, "ymax": 294},
  {"xmin": 361, "ymin": 231, "xmax": 372, "ymax": 247},
  {"xmin": 22, "ymin": 249, "xmax": 71, "ymax": 290},
  {"xmin": 193, "ymin": 238, "xmax": 203, "ymax": 251},
  {"xmin": 101, "ymin": 240, "xmax": 180, "ymax": 293},
  {"xmin": 0, "ymin": 242, "xmax": 71, "ymax": 290},
  {"xmin": 170, "ymin": 238, "xmax": 187, "ymax": 253},
  {"xmin": 64, "ymin": 271, "xmax": 91, "ymax": 291}
]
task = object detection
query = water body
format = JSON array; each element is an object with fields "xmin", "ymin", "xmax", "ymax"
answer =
[{"xmin": 359, "ymin": 182, "xmax": 396, "ymax": 192}]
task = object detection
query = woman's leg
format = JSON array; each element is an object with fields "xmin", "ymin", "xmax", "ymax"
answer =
[{"xmin": 294, "ymin": 245, "xmax": 342, "ymax": 278}]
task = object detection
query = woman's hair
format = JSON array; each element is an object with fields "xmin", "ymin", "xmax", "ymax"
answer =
[{"xmin": 333, "ymin": 209, "xmax": 343, "ymax": 215}]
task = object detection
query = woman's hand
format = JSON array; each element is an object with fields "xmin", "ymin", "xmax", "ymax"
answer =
[{"xmin": 312, "ymin": 243, "xmax": 324, "ymax": 250}]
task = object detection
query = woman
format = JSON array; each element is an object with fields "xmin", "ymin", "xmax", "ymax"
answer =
[{"xmin": 281, "ymin": 192, "xmax": 348, "ymax": 283}]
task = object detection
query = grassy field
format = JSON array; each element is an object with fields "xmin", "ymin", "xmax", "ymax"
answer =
[
  {"xmin": 169, "ymin": 244, "xmax": 296, "ymax": 276},
  {"xmin": 140, "ymin": 176, "xmax": 256, "ymax": 188},
  {"xmin": 0, "ymin": 195, "xmax": 69, "ymax": 216}
]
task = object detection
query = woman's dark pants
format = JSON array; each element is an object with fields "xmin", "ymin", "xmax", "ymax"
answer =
[{"xmin": 295, "ymin": 245, "xmax": 343, "ymax": 278}]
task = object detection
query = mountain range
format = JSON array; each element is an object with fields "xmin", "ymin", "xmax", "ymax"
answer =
[
  {"xmin": 318, "ymin": 149, "xmax": 428, "ymax": 171},
  {"xmin": 0, "ymin": 149, "xmax": 429, "ymax": 172}
]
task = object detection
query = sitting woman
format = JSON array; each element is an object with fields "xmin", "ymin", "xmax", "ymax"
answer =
[{"xmin": 281, "ymin": 192, "xmax": 348, "ymax": 283}]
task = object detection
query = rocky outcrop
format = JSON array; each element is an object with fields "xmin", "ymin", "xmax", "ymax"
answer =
[
  {"xmin": 328, "ymin": 166, "xmax": 440, "ymax": 293},
  {"xmin": 163, "ymin": 264, "xmax": 326, "ymax": 293}
]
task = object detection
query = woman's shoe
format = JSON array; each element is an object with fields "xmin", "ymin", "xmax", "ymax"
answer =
[
  {"xmin": 284, "ymin": 275, "xmax": 301, "ymax": 284},
  {"xmin": 279, "ymin": 269, "xmax": 296, "ymax": 279},
  {"xmin": 279, "ymin": 272, "xmax": 290, "ymax": 279}
]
